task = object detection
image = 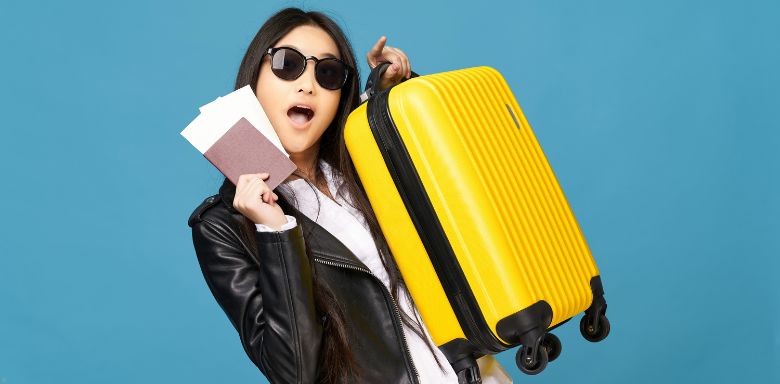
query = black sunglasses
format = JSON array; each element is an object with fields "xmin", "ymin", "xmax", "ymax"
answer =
[{"xmin": 264, "ymin": 47, "xmax": 351, "ymax": 90}]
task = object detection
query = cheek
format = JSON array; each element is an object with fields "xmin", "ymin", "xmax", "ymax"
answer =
[
  {"xmin": 318, "ymin": 92, "xmax": 341, "ymax": 128},
  {"xmin": 255, "ymin": 68, "xmax": 286, "ymax": 125}
]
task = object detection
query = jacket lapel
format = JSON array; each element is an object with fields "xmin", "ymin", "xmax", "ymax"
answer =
[{"xmin": 293, "ymin": 211, "xmax": 373, "ymax": 271}]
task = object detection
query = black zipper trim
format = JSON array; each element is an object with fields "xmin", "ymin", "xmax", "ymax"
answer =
[
  {"xmin": 312, "ymin": 255, "xmax": 420, "ymax": 383},
  {"xmin": 366, "ymin": 89, "xmax": 508, "ymax": 353}
]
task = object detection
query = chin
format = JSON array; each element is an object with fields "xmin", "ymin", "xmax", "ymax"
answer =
[{"xmin": 282, "ymin": 140, "xmax": 314, "ymax": 155}]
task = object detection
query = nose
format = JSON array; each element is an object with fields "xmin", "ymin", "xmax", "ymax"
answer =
[{"xmin": 297, "ymin": 57, "xmax": 317, "ymax": 95}]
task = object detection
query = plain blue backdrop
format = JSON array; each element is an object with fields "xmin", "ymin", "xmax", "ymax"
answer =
[{"xmin": 1, "ymin": 0, "xmax": 777, "ymax": 382}]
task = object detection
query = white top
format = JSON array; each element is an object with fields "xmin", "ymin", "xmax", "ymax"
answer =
[{"xmin": 256, "ymin": 159, "xmax": 459, "ymax": 383}]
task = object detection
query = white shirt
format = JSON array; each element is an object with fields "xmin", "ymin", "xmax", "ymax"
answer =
[{"xmin": 256, "ymin": 159, "xmax": 459, "ymax": 383}]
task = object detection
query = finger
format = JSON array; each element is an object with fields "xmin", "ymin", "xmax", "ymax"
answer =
[
  {"xmin": 394, "ymin": 48, "xmax": 411, "ymax": 79},
  {"xmin": 391, "ymin": 57, "xmax": 406, "ymax": 83},
  {"xmin": 397, "ymin": 59, "xmax": 407, "ymax": 82},
  {"xmin": 257, "ymin": 172, "xmax": 269, "ymax": 180},
  {"xmin": 367, "ymin": 36, "xmax": 387, "ymax": 67},
  {"xmin": 245, "ymin": 178, "xmax": 263, "ymax": 199},
  {"xmin": 387, "ymin": 48, "xmax": 405, "ymax": 78},
  {"xmin": 258, "ymin": 184, "xmax": 270, "ymax": 203},
  {"xmin": 251, "ymin": 175, "xmax": 268, "ymax": 187},
  {"xmin": 396, "ymin": 49, "xmax": 411, "ymax": 78},
  {"xmin": 238, "ymin": 179, "xmax": 256, "ymax": 201},
  {"xmin": 237, "ymin": 174, "xmax": 252, "ymax": 189},
  {"xmin": 399, "ymin": 54, "xmax": 409, "ymax": 80},
  {"xmin": 236, "ymin": 174, "xmax": 253, "ymax": 198},
  {"xmin": 235, "ymin": 177, "xmax": 258, "ymax": 209},
  {"xmin": 388, "ymin": 48, "xmax": 408, "ymax": 81},
  {"xmin": 369, "ymin": 36, "xmax": 387, "ymax": 55},
  {"xmin": 245, "ymin": 176, "xmax": 260, "ymax": 189},
  {"xmin": 261, "ymin": 186, "xmax": 273, "ymax": 204},
  {"xmin": 385, "ymin": 61, "xmax": 401, "ymax": 79}
]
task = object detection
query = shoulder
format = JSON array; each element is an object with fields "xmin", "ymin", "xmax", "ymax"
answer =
[
  {"xmin": 188, "ymin": 193, "xmax": 253, "ymax": 255},
  {"xmin": 188, "ymin": 194, "xmax": 231, "ymax": 228}
]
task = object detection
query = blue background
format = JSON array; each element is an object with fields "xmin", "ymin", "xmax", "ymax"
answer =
[{"xmin": 1, "ymin": 0, "xmax": 777, "ymax": 382}]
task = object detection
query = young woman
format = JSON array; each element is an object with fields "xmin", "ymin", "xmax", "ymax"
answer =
[{"xmin": 188, "ymin": 7, "xmax": 460, "ymax": 384}]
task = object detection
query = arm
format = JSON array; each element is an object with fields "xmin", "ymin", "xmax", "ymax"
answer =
[{"xmin": 191, "ymin": 218, "xmax": 322, "ymax": 383}]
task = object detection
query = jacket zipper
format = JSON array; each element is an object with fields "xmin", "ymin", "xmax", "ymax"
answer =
[{"xmin": 313, "ymin": 257, "xmax": 421, "ymax": 383}]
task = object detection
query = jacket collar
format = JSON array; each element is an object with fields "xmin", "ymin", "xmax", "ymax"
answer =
[{"xmin": 217, "ymin": 178, "xmax": 370, "ymax": 271}]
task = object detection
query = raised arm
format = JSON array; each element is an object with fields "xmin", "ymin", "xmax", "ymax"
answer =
[{"xmin": 191, "ymin": 215, "xmax": 322, "ymax": 383}]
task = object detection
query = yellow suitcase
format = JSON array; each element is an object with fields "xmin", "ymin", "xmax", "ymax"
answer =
[{"xmin": 345, "ymin": 64, "xmax": 609, "ymax": 380}]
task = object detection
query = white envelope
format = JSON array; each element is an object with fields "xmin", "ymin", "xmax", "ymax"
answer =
[
  {"xmin": 198, "ymin": 95, "xmax": 222, "ymax": 114},
  {"xmin": 181, "ymin": 85, "xmax": 288, "ymax": 156}
]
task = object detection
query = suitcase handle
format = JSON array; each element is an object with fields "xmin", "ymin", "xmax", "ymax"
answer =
[{"xmin": 360, "ymin": 61, "xmax": 419, "ymax": 103}]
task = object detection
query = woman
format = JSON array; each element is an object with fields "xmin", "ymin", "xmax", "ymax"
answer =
[{"xmin": 188, "ymin": 7, "xmax": 460, "ymax": 384}]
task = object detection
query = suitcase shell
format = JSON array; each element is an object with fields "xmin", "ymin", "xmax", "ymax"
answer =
[{"xmin": 344, "ymin": 66, "xmax": 607, "ymax": 373}]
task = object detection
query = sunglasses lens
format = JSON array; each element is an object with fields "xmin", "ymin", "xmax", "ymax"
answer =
[
  {"xmin": 316, "ymin": 59, "xmax": 348, "ymax": 90},
  {"xmin": 270, "ymin": 48, "xmax": 305, "ymax": 80}
]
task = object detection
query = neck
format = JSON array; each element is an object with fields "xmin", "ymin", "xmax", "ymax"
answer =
[{"xmin": 286, "ymin": 145, "xmax": 320, "ymax": 182}]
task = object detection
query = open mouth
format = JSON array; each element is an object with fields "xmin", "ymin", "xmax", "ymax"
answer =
[{"xmin": 287, "ymin": 105, "xmax": 315, "ymax": 126}]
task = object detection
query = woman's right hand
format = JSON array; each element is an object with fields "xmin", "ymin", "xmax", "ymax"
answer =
[{"xmin": 233, "ymin": 173, "xmax": 288, "ymax": 229}]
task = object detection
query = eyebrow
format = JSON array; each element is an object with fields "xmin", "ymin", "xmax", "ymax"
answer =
[{"xmin": 281, "ymin": 44, "xmax": 338, "ymax": 59}]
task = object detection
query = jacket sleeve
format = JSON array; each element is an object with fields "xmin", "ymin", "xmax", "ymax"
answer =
[{"xmin": 191, "ymin": 218, "xmax": 323, "ymax": 383}]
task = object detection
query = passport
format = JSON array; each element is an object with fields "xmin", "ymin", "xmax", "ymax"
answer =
[{"xmin": 181, "ymin": 85, "xmax": 297, "ymax": 190}]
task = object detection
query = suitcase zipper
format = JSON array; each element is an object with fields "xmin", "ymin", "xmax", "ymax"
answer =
[
  {"xmin": 366, "ymin": 89, "xmax": 507, "ymax": 354},
  {"xmin": 313, "ymin": 256, "xmax": 421, "ymax": 383}
]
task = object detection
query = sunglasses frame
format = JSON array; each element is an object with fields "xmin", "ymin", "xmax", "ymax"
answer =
[{"xmin": 264, "ymin": 47, "xmax": 352, "ymax": 90}]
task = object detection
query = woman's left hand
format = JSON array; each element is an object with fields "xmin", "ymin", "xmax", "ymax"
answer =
[{"xmin": 367, "ymin": 36, "xmax": 412, "ymax": 90}]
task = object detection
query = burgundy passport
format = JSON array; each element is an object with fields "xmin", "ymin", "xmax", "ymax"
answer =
[{"xmin": 203, "ymin": 117, "xmax": 297, "ymax": 190}]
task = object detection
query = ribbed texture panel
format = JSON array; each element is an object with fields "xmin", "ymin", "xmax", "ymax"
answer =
[{"xmin": 418, "ymin": 67, "xmax": 598, "ymax": 324}]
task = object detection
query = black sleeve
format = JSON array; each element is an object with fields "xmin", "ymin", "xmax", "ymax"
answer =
[{"xmin": 191, "ymin": 219, "xmax": 323, "ymax": 383}]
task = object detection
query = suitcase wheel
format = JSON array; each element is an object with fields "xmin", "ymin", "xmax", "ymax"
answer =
[
  {"xmin": 580, "ymin": 313, "xmax": 611, "ymax": 342},
  {"xmin": 516, "ymin": 340, "xmax": 549, "ymax": 375},
  {"xmin": 540, "ymin": 333, "xmax": 562, "ymax": 362}
]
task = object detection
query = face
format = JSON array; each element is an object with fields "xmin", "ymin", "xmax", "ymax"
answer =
[{"xmin": 255, "ymin": 25, "xmax": 342, "ymax": 158}]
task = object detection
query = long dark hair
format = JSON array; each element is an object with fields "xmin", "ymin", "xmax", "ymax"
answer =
[{"xmin": 228, "ymin": 7, "xmax": 446, "ymax": 383}]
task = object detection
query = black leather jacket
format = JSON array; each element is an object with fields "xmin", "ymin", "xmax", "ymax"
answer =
[{"xmin": 188, "ymin": 179, "xmax": 421, "ymax": 383}]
